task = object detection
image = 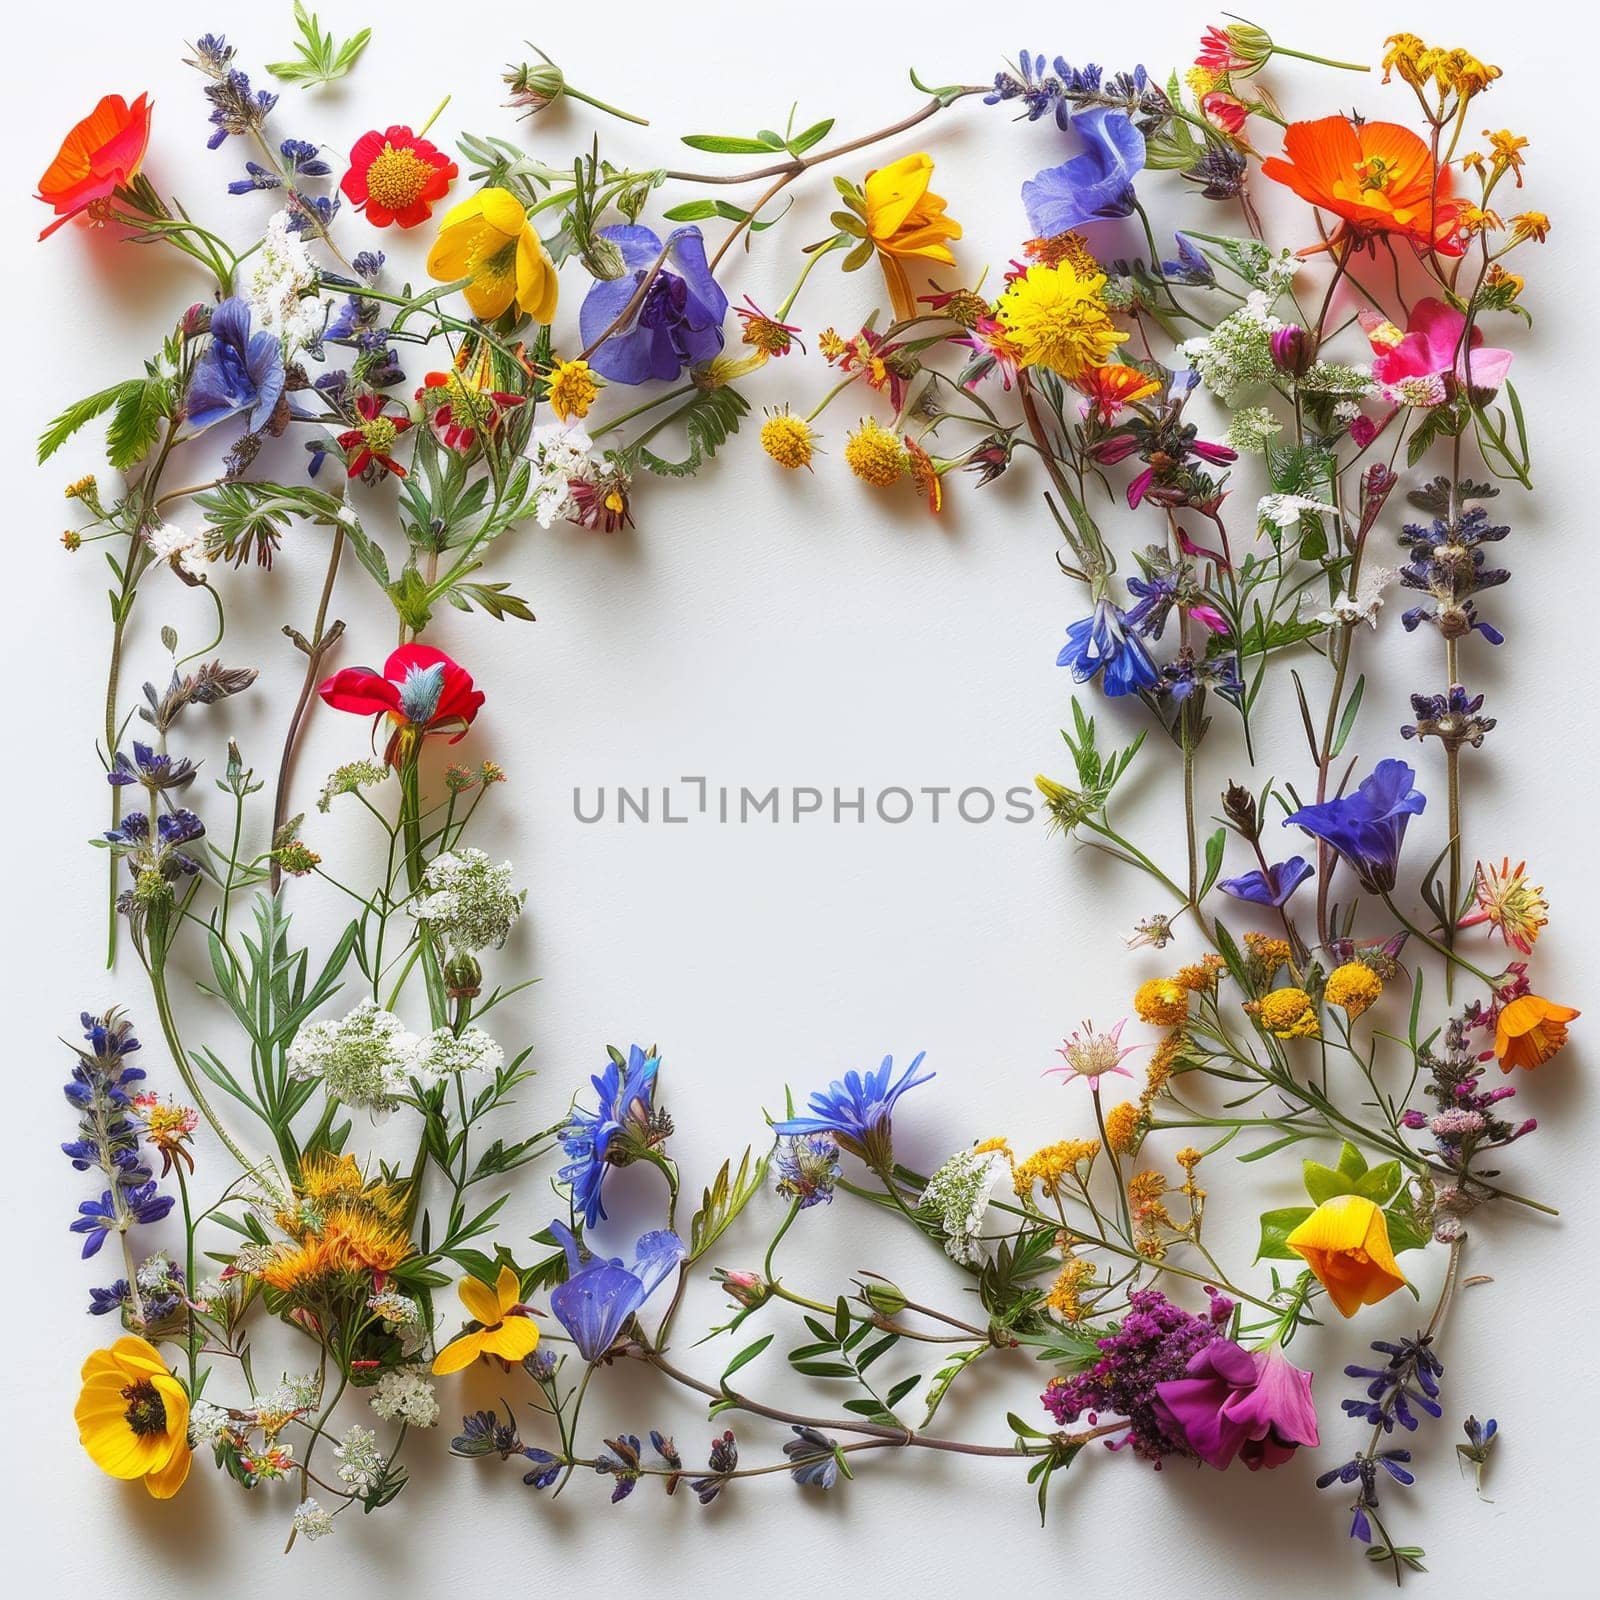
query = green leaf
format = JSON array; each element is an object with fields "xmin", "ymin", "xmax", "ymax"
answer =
[
  {"xmin": 1336, "ymin": 1140, "xmax": 1368, "ymax": 1180},
  {"xmin": 1330, "ymin": 674, "xmax": 1366, "ymax": 759},
  {"xmin": 921, "ymin": 1345, "xmax": 986, "ymax": 1427},
  {"xmin": 688, "ymin": 1146, "xmax": 768, "ymax": 1262},
  {"xmin": 721, "ymin": 1334, "xmax": 773, "ymax": 1382},
  {"xmin": 1356, "ymin": 1161, "xmax": 1403, "ymax": 1204},
  {"xmin": 267, "ymin": 2, "xmax": 371, "ymax": 87},
  {"xmin": 789, "ymin": 117, "xmax": 835, "ymax": 154},
  {"xmin": 1199, "ymin": 827, "xmax": 1227, "ymax": 899},
  {"xmin": 630, "ymin": 386, "xmax": 749, "ymax": 479},
  {"xmin": 38, "ymin": 381, "xmax": 136, "ymax": 464},
  {"xmin": 1256, "ymin": 1205, "xmax": 1313, "ymax": 1260},
  {"xmin": 679, "ymin": 133, "xmax": 782, "ymax": 154},
  {"xmin": 1303, "ymin": 1160, "xmax": 1357, "ymax": 1205},
  {"xmin": 106, "ymin": 377, "xmax": 171, "ymax": 471}
]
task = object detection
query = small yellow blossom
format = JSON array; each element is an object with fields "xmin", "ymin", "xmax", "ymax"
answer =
[
  {"xmin": 1103, "ymin": 1101, "xmax": 1142, "ymax": 1155},
  {"xmin": 1254, "ymin": 986, "xmax": 1320, "ymax": 1039},
  {"xmin": 1325, "ymin": 962, "xmax": 1384, "ymax": 1019},
  {"xmin": 1173, "ymin": 955, "xmax": 1225, "ymax": 994},
  {"xmin": 546, "ymin": 359, "xmax": 600, "ymax": 422},
  {"xmin": 1245, "ymin": 932, "xmax": 1292, "ymax": 982},
  {"xmin": 1509, "ymin": 211, "xmax": 1551, "ymax": 243},
  {"xmin": 843, "ymin": 418, "xmax": 906, "ymax": 487},
  {"xmin": 817, "ymin": 326, "xmax": 848, "ymax": 362},
  {"xmin": 1485, "ymin": 129, "xmax": 1529, "ymax": 185},
  {"xmin": 65, "ymin": 474, "xmax": 98, "ymax": 500},
  {"xmin": 760, "ymin": 408, "xmax": 818, "ymax": 471},
  {"xmin": 62, "ymin": 529, "xmax": 82, "ymax": 551},
  {"xmin": 1045, "ymin": 1257, "xmax": 1096, "ymax": 1321},
  {"xmin": 1012, "ymin": 1138, "xmax": 1100, "ymax": 1199},
  {"xmin": 1133, "ymin": 977, "xmax": 1190, "ymax": 1027}
]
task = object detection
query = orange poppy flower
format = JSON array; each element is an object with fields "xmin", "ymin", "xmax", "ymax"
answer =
[
  {"xmin": 1260, "ymin": 116, "xmax": 1461, "ymax": 254},
  {"xmin": 1075, "ymin": 364, "xmax": 1161, "ymax": 424},
  {"xmin": 1495, "ymin": 994, "xmax": 1579, "ymax": 1072},
  {"xmin": 862, "ymin": 153, "xmax": 962, "ymax": 321},
  {"xmin": 36, "ymin": 93, "xmax": 153, "ymax": 240},
  {"xmin": 1285, "ymin": 1195, "xmax": 1407, "ymax": 1318}
]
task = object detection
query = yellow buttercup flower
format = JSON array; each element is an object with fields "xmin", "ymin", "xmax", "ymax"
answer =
[
  {"xmin": 862, "ymin": 153, "xmax": 962, "ymax": 321},
  {"xmin": 432, "ymin": 1264, "xmax": 540, "ymax": 1375},
  {"xmin": 1285, "ymin": 1195, "xmax": 1407, "ymax": 1317},
  {"xmin": 427, "ymin": 186, "xmax": 558, "ymax": 322},
  {"xmin": 76, "ymin": 1336, "xmax": 192, "ymax": 1498},
  {"xmin": 995, "ymin": 260, "xmax": 1126, "ymax": 380}
]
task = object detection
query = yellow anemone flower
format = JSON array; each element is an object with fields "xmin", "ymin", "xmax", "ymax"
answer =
[
  {"xmin": 862, "ymin": 153, "xmax": 962, "ymax": 321},
  {"xmin": 427, "ymin": 187, "xmax": 558, "ymax": 323},
  {"xmin": 432, "ymin": 1263, "xmax": 540, "ymax": 1374},
  {"xmin": 1285, "ymin": 1195, "xmax": 1407, "ymax": 1318},
  {"xmin": 76, "ymin": 1336, "xmax": 192, "ymax": 1498}
]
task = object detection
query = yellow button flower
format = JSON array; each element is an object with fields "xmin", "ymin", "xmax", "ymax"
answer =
[
  {"xmin": 432, "ymin": 1263, "xmax": 540, "ymax": 1374},
  {"xmin": 862, "ymin": 153, "xmax": 962, "ymax": 321},
  {"xmin": 76, "ymin": 1335, "xmax": 192, "ymax": 1498},
  {"xmin": 1285, "ymin": 1195, "xmax": 1407, "ymax": 1317},
  {"xmin": 427, "ymin": 187, "xmax": 558, "ymax": 323}
]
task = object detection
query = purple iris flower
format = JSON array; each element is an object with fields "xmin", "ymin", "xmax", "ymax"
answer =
[
  {"xmin": 186, "ymin": 298, "xmax": 285, "ymax": 433},
  {"xmin": 548, "ymin": 1219, "xmax": 686, "ymax": 1362},
  {"xmin": 772, "ymin": 1052, "xmax": 932, "ymax": 1169},
  {"xmin": 559, "ymin": 1045, "xmax": 661, "ymax": 1227},
  {"xmin": 578, "ymin": 225, "xmax": 728, "ymax": 385},
  {"xmin": 1057, "ymin": 600, "xmax": 1161, "ymax": 697},
  {"xmin": 1218, "ymin": 855, "xmax": 1314, "ymax": 908},
  {"xmin": 1283, "ymin": 759, "xmax": 1426, "ymax": 894},
  {"xmin": 1022, "ymin": 107, "xmax": 1145, "ymax": 237}
]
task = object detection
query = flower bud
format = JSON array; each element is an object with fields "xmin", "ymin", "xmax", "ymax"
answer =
[
  {"xmin": 444, "ymin": 954, "xmax": 483, "ymax": 999},
  {"xmin": 1222, "ymin": 781, "xmax": 1259, "ymax": 838},
  {"xmin": 504, "ymin": 61, "xmax": 566, "ymax": 116},
  {"xmin": 859, "ymin": 1279, "xmax": 908, "ymax": 1317},
  {"xmin": 1225, "ymin": 22, "xmax": 1275, "ymax": 69},
  {"xmin": 1270, "ymin": 324, "xmax": 1314, "ymax": 377},
  {"xmin": 713, "ymin": 1268, "xmax": 771, "ymax": 1310}
]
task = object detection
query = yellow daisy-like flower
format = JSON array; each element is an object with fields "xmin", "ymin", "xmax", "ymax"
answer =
[
  {"xmin": 1012, "ymin": 1138, "xmax": 1100, "ymax": 1199},
  {"xmin": 760, "ymin": 409, "xmax": 817, "ymax": 471},
  {"xmin": 1508, "ymin": 210, "xmax": 1550, "ymax": 244},
  {"xmin": 76, "ymin": 1336, "xmax": 192, "ymax": 1499},
  {"xmin": 1255, "ymin": 986, "xmax": 1320, "ymax": 1039},
  {"xmin": 1325, "ymin": 962, "xmax": 1384, "ymax": 1019},
  {"xmin": 1133, "ymin": 977, "xmax": 1190, "ymax": 1027},
  {"xmin": 432, "ymin": 1264, "xmax": 540, "ymax": 1375},
  {"xmin": 861, "ymin": 152, "xmax": 962, "ymax": 321},
  {"xmin": 994, "ymin": 260, "xmax": 1126, "ymax": 380},
  {"xmin": 427, "ymin": 186, "xmax": 558, "ymax": 322},
  {"xmin": 843, "ymin": 418, "xmax": 906, "ymax": 487},
  {"xmin": 546, "ymin": 358, "xmax": 600, "ymax": 422}
]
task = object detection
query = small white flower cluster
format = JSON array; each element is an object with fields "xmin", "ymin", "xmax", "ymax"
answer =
[
  {"xmin": 188, "ymin": 1398, "xmax": 232, "ymax": 1449},
  {"xmin": 246, "ymin": 210, "xmax": 324, "ymax": 355},
  {"xmin": 367, "ymin": 1289, "xmax": 420, "ymax": 1327},
  {"xmin": 292, "ymin": 1498, "xmax": 334, "ymax": 1542},
  {"xmin": 1224, "ymin": 405, "xmax": 1282, "ymax": 454},
  {"xmin": 145, "ymin": 520, "xmax": 211, "ymax": 580},
  {"xmin": 334, "ymin": 1423, "xmax": 385, "ymax": 1494},
  {"xmin": 408, "ymin": 848, "xmax": 525, "ymax": 956},
  {"xmin": 1298, "ymin": 361, "xmax": 1377, "ymax": 398},
  {"xmin": 287, "ymin": 998, "xmax": 417, "ymax": 1113},
  {"xmin": 288, "ymin": 999, "xmax": 506, "ymax": 1111},
  {"xmin": 260, "ymin": 1373, "xmax": 323, "ymax": 1413},
  {"xmin": 527, "ymin": 422, "xmax": 594, "ymax": 527},
  {"xmin": 369, "ymin": 1366, "xmax": 440, "ymax": 1428},
  {"xmin": 1179, "ymin": 290, "xmax": 1282, "ymax": 404},
  {"xmin": 918, "ymin": 1145, "xmax": 1006, "ymax": 1265}
]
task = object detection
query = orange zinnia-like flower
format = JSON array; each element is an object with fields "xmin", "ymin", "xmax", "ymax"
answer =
[
  {"xmin": 1495, "ymin": 994, "xmax": 1579, "ymax": 1073},
  {"xmin": 862, "ymin": 153, "xmax": 962, "ymax": 321},
  {"xmin": 36, "ymin": 93, "xmax": 153, "ymax": 240},
  {"xmin": 1260, "ymin": 116, "xmax": 1461, "ymax": 254},
  {"xmin": 1286, "ymin": 1195, "xmax": 1407, "ymax": 1318}
]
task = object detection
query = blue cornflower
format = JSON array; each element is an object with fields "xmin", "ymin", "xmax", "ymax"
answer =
[
  {"xmin": 772, "ymin": 1052, "xmax": 933, "ymax": 1170},
  {"xmin": 1057, "ymin": 600, "xmax": 1161, "ymax": 697},
  {"xmin": 1022, "ymin": 107, "xmax": 1145, "ymax": 237},
  {"xmin": 1283, "ymin": 759, "xmax": 1426, "ymax": 895},
  {"xmin": 578, "ymin": 225, "xmax": 728, "ymax": 385},
  {"xmin": 548, "ymin": 1220, "xmax": 687, "ymax": 1363},
  {"xmin": 560, "ymin": 1045, "xmax": 664, "ymax": 1227},
  {"xmin": 783, "ymin": 1426, "xmax": 841, "ymax": 1489},
  {"xmin": 72, "ymin": 1182, "xmax": 173, "ymax": 1258},
  {"xmin": 1218, "ymin": 855, "xmax": 1314, "ymax": 908},
  {"xmin": 187, "ymin": 299, "xmax": 285, "ymax": 434}
]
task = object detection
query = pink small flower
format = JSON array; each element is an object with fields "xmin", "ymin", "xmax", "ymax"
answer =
[
  {"xmin": 1046, "ymin": 1019, "xmax": 1136, "ymax": 1091},
  {"xmin": 1359, "ymin": 298, "xmax": 1513, "ymax": 400}
]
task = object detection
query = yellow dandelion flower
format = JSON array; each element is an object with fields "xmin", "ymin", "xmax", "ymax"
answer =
[
  {"xmin": 995, "ymin": 260, "xmax": 1126, "ymax": 380},
  {"xmin": 843, "ymin": 418, "xmax": 906, "ymax": 487},
  {"xmin": 1325, "ymin": 962, "xmax": 1384, "ymax": 1019},
  {"xmin": 761, "ymin": 408, "xmax": 817, "ymax": 471},
  {"xmin": 1134, "ymin": 977, "xmax": 1190, "ymax": 1027},
  {"xmin": 546, "ymin": 358, "xmax": 600, "ymax": 422},
  {"xmin": 1254, "ymin": 986, "xmax": 1320, "ymax": 1039}
]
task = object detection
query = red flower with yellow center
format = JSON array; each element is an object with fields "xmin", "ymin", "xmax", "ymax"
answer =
[
  {"xmin": 1075, "ymin": 363, "xmax": 1162, "ymax": 425},
  {"xmin": 341, "ymin": 125, "xmax": 458, "ymax": 229},
  {"xmin": 36, "ymin": 93, "xmax": 153, "ymax": 240},
  {"xmin": 419, "ymin": 345, "xmax": 526, "ymax": 452},
  {"xmin": 1260, "ymin": 116, "xmax": 1462, "ymax": 254},
  {"xmin": 337, "ymin": 393, "xmax": 414, "ymax": 478}
]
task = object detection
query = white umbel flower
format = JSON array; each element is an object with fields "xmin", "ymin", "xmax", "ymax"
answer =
[
  {"xmin": 918, "ymin": 1145, "xmax": 1007, "ymax": 1265},
  {"xmin": 369, "ymin": 1366, "xmax": 440, "ymax": 1428},
  {"xmin": 145, "ymin": 520, "xmax": 211, "ymax": 579},
  {"xmin": 408, "ymin": 849, "xmax": 525, "ymax": 955},
  {"xmin": 286, "ymin": 999, "xmax": 419, "ymax": 1113},
  {"xmin": 247, "ymin": 211, "xmax": 324, "ymax": 354}
]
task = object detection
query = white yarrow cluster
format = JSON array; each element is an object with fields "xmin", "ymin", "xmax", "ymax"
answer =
[
  {"xmin": 1224, "ymin": 405, "xmax": 1281, "ymax": 454},
  {"xmin": 292, "ymin": 1498, "xmax": 334, "ymax": 1542},
  {"xmin": 527, "ymin": 422, "xmax": 593, "ymax": 527},
  {"xmin": 369, "ymin": 1366, "xmax": 440, "ymax": 1428},
  {"xmin": 145, "ymin": 520, "xmax": 211, "ymax": 579},
  {"xmin": 247, "ymin": 210, "xmax": 324, "ymax": 354},
  {"xmin": 918, "ymin": 1145, "xmax": 1006, "ymax": 1265},
  {"xmin": 287, "ymin": 998, "xmax": 418, "ymax": 1113},
  {"xmin": 188, "ymin": 1398, "xmax": 232, "ymax": 1448},
  {"xmin": 1179, "ymin": 290, "xmax": 1282, "ymax": 403},
  {"xmin": 408, "ymin": 848, "xmax": 525, "ymax": 955},
  {"xmin": 334, "ymin": 1423, "xmax": 385, "ymax": 1493},
  {"xmin": 413, "ymin": 1024, "xmax": 504, "ymax": 1077}
]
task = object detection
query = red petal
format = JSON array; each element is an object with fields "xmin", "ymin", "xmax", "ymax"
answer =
[{"xmin": 319, "ymin": 667, "xmax": 402, "ymax": 717}]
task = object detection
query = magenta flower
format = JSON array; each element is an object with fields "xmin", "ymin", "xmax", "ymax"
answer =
[
  {"xmin": 1152, "ymin": 1342, "xmax": 1320, "ymax": 1471},
  {"xmin": 1359, "ymin": 298, "xmax": 1513, "ymax": 400}
]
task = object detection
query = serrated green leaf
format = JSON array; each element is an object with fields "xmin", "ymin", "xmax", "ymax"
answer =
[{"xmin": 39, "ymin": 381, "xmax": 136, "ymax": 464}]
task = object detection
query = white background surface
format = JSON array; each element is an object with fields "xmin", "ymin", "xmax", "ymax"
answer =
[{"xmin": 5, "ymin": 0, "xmax": 1592, "ymax": 1591}]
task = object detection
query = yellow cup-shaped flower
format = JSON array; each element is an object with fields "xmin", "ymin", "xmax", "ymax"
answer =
[
  {"xmin": 76, "ymin": 1335, "xmax": 192, "ymax": 1498},
  {"xmin": 862, "ymin": 153, "xmax": 962, "ymax": 321},
  {"xmin": 433, "ymin": 1263, "xmax": 541, "ymax": 1374},
  {"xmin": 427, "ymin": 186, "xmax": 558, "ymax": 323},
  {"xmin": 1285, "ymin": 1194, "xmax": 1407, "ymax": 1318}
]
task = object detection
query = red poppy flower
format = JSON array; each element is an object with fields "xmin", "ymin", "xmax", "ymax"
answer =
[
  {"xmin": 340, "ymin": 125, "xmax": 458, "ymax": 229},
  {"xmin": 1260, "ymin": 117, "xmax": 1462, "ymax": 255},
  {"xmin": 336, "ymin": 394, "xmax": 414, "ymax": 479},
  {"xmin": 36, "ymin": 93, "xmax": 153, "ymax": 240},
  {"xmin": 319, "ymin": 644, "xmax": 485, "ymax": 765}
]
